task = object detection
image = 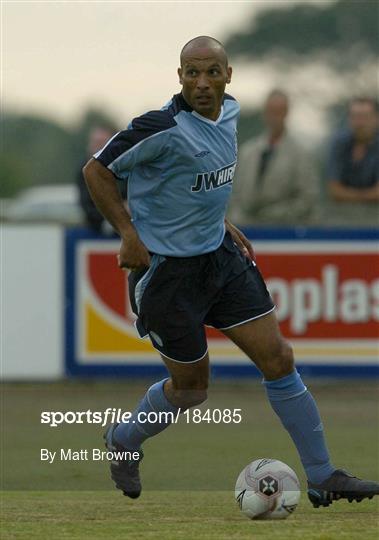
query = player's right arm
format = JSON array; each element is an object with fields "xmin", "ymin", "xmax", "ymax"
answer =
[
  {"xmin": 83, "ymin": 158, "xmax": 151, "ymax": 270},
  {"xmin": 83, "ymin": 109, "xmax": 176, "ymax": 269}
]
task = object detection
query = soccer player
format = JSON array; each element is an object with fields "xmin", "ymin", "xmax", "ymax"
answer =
[{"xmin": 83, "ymin": 36, "xmax": 379, "ymax": 507}]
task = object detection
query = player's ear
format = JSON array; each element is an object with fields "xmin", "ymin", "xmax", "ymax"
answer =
[
  {"xmin": 226, "ymin": 66, "xmax": 232, "ymax": 85},
  {"xmin": 177, "ymin": 67, "xmax": 183, "ymax": 85}
]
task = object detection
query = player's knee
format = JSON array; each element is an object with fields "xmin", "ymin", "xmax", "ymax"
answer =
[
  {"xmin": 171, "ymin": 388, "xmax": 208, "ymax": 408},
  {"xmin": 263, "ymin": 340, "xmax": 294, "ymax": 380}
]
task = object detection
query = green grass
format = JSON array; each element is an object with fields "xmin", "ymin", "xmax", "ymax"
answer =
[
  {"xmin": 2, "ymin": 491, "xmax": 379, "ymax": 540},
  {"xmin": 1, "ymin": 380, "xmax": 378, "ymax": 539}
]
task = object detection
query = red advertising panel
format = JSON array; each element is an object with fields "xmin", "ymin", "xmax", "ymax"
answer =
[{"xmin": 72, "ymin": 239, "xmax": 378, "ymax": 367}]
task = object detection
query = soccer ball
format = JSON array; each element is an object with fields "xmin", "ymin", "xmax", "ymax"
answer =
[{"xmin": 235, "ymin": 459, "xmax": 301, "ymax": 520}]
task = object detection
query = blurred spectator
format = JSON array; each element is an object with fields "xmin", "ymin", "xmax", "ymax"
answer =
[
  {"xmin": 324, "ymin": 97, "xmax": 378, "ymax": 226},
  {"xmin": 228, "ymin": 89, "xmax": 319, "ymax": 226},
  {"xmin": 77, "ymin": 125, "xmax": 125, "ymax": 234}
]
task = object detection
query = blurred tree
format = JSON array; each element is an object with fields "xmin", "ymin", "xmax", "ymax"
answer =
[
  {"xmin": 225, "ymin": 0, "xmax": 378, "ymax": 69},
  {"xmin": 0, "ymin": 155, "xmax": 27, "ymax": 198},
  {"xmin": 1, "ymin": 114, "xmax": 73, "ymax": 197},
  {"xmin": 0, "ymin": 108, "xmax": 118, "ymax": 198}
]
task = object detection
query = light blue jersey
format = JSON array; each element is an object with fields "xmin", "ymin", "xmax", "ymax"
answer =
[{"xmin": 95, "ymin": 93, "xmax": 239, "ymax": 256}]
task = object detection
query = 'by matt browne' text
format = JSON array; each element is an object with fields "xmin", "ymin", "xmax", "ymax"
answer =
[{"xmin": 40, "ymin": 448, "xmax": 140, "ymax": 464}]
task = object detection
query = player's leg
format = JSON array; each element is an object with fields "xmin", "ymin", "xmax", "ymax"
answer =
[
  {"xmin": 106, "ymin": 251, "xmax": 215, "ymax": 498},
  {"xmin": 114, "ymin": 351, "xmax": 209, "ymax": 450},
  {"xmin": 105, "ymin": 352, "xmax": 209, "ymax": 498},
  {"xmin": 115, "ymin": 250, "xmax": 214, "ymax": 449},
  {"xmin": 160, "ymin": 351, "xmax": 210, "ymax": 409},
  {"xmin": 222, "ymin": 311, "xmax": 334, "ymax": 480},
  {"xmin": 222, "ymin": 311, "xmax": 379, "ymax": 506}
]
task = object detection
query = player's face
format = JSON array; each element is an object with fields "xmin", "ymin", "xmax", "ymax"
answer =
[{"xmin": 178, "ymin": 50, "xmax": 232, "ymax": 121}]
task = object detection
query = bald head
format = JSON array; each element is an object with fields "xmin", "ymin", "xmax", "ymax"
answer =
[
  {"xmin": 180, "ymin": 36, "xmax": 228, "ymax": 68},
  {"xmin": 178, "ymin": 36, "xmax": 232, "ymax": 121}
]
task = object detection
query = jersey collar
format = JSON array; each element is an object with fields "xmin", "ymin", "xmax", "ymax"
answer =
[
  {"xmin": 175, "ymin": 92, "xmax": 224, "ymax": 125},
  {"xmin": 191, "ymin": 106, "xmax": 224, "ymax": 126}
]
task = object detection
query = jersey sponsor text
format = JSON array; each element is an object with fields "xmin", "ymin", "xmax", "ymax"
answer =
[{"xmin": 191, "ymin": 162, "xmax": 236, "ymax": 192}]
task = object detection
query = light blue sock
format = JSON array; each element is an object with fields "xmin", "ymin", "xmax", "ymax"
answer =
[
  {"xmin": 263, "ymin": 370, "xmax": 335, "ymax": 484},
  {"xmin": 114, "ymin": 379, "xmax": 179, "ymax": 451}
]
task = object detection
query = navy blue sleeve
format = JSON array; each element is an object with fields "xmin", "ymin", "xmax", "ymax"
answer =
[{"xmin": 94, "ymin": 110, "xmax": 176, "ymax": 178}]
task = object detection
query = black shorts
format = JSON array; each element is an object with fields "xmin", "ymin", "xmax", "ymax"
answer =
[{"xmin": 128, "ymin": 231, "xmax": 275, "ymax": 363}]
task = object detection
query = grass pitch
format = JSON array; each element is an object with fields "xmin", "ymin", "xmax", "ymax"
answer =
[
  {"xmin": 2, "ymin": 491, "xmax": 379, "ymax": 540},
  {"xmin": 1, "ymin": 380, "xmax": 378, "ymax": 539}
]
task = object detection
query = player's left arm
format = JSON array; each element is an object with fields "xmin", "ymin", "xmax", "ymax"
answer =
[{"xmin": 225, "ymin": 218, "xmax": 255, "ymax": 261}]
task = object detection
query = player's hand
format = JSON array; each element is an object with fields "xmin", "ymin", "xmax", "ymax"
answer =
[
  {"xmin": 225, "ymin": 219, "xmax": 256, "ymax": 262},
  {"xmin": 117, "ymin": 227, "xmax": 151, "ymax": 271}
]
